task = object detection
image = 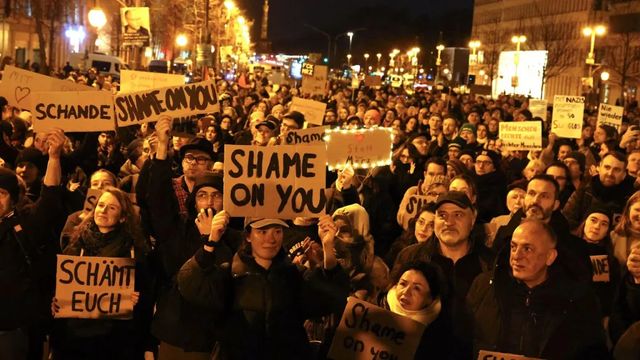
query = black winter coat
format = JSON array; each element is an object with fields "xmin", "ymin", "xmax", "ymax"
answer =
[{"xmin": 178, "ymin": 248, "xmax": 350, "ymax": 360}]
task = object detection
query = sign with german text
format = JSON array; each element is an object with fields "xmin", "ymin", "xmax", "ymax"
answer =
[
  {"xmin": 327, "ymin": 297, "xmax": 426, "ymax": 360},
  {"xmin": 499, "ymin": 121, "xmax": 542, "ymax": 151},
  {"xmin": 551, "ymin": 95, "xmax": 584, "ymax": 139},
  {"xmin": 289, "ymin": 97, "xmax": 327, "ymax": 126},
  {"xmin": 114, "ymin": 79, "xmax": 219, "ymax": 127},
  {"xmin": 31, "ymin": 91, "xmax": 116, "ymax": 133},
  {"xmin": 54, "ymin": 255, "xmax": 136, "ymax": 319},
  {"xmin": 325, "ymin": 128, "xmax": 393, "ymax": 170},
  {"xmin": 477, "ymin": 350, "xmax": 542, "ymax": 360},
  {"xmin": 120, "ymin": 70, "xmax": 185, "ymax": 93},
  {"xmin": 284, "ymin": 126, "xmax": 326, "ymax": 145},
  {"xmin": 0, "ymin": 65, "xmax": 94, "ymax": 110},
  {"xmin": 301, "ymin": 64, "xmax": 328, "ymax": 96},
  {"xmin": 223, "ymin": 145, "xmax": 326, "ymax": 219},
  {"xmin": 529, "ymin": 99, "xmax": 547, "ymax": 122},
  {"xmin": 597, "ymin": 103, "xmax": 624, "ymax": 133}
]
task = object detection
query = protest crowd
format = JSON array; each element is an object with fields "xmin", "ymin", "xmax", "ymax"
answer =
[{"xmin": 2, "ymin": 57, "xmax": 640, "ymax": 360}]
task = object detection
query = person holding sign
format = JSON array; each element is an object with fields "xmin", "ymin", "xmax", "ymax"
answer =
[
  {"xmin": 468, "ymin": 220, "xmax": 608, "ymax": 359},
  {"xmin": 0, "ymin": 129, "xmax": 66, "ymax": 360},
  {"xmin": 377, "ymin": 261, "xmax": 452, "ymax": 359},
  {"xmin": 573, "ymin": 207, "xmax": 621, "ymax": 320},
  {"xmin": 177, "ymin": 215, "xmax": 350, "ymax": 360},
  {"xmin": 50, "ymin": 187, "xmax": 152, "ymax": 359}
]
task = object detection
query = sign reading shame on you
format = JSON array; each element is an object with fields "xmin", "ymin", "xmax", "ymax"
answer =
[
  {"xmin": 30, "ymin": 91, "xmax": 116, "ymax": 133},
  {"xmin": 54, "ymin": 255, "xmax": 136, "ymax": 319},
  {"xmin": 223, "ymin": 144, "xmax": 326, "ymax": 219},
  {"xmin": 114, "ymin": 79, "xmax": 219, "ymax": 126},
  {"xmin": 328, "ymin": 297, "xmax": 426, "ymax": 360}
]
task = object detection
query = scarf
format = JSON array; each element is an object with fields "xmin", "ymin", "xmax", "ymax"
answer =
[
  {"xmin": 65, "ymin": 223, "xmax": 132, "ymax": 257},
  {"xmin": 386, "ymin": 286, "xmax": 441, "ymax": 326}
]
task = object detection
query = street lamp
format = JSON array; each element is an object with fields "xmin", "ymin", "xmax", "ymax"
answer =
[
  {"xmin": 364, "ymin": 53, "xmax": 369, "ymax": 69},
  {"xmin": 511, "ymin": 35, "xmax": 526, "ymax": 92},
  {"xmin": 376, "ymin": 53, "xmax": 382, "ymax": 69},
  {"xmin": 88, "ymin": 8, "xmax": 107, "ymax": 29},
  {"xmin": 583, "ymin": 25, "xmax": 606, "ymax": 65},
  {"xmin": 347, "ymin": 53, "xmax": 352, "ymax": 65},
  {"xmin": 389, "ymin": 49, "xmax": 399, "ymax": 69},
  {"xmin": 347, "ymin": 31, "xmax": 354, "ymax": 53},
  {"xmin": 468, "ymin": 40, "xmax": 481, "ymax": 64},
  {"xmin": 176, "ymin": 34, "xmax": 188, "ymax": 47},
  {"xmin": 600, "ymin": 70, "xmax": 610, "ymax": 81}
]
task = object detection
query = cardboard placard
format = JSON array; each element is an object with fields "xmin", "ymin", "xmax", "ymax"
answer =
[
  {"xmin": 54, "ymin": 254, "xmax": 136, "ymax": 319},
  {"xmin": 223, "ymin": 144, "xmax": 326, "ymax": 219},
  {"xmin": 114, "ymin": 79, "xmax": 219, "ymax": 127},
  {"xmin": 0, "ymin": 65, "xmax": 95, "ymax": 110},
  {"xmin": 551, "ymin": 95, "xmax": 584, "ymax": 139},
  {"xmin": 327, "ymin": 297, "xmax": 426, "ymax": 360},
  {"xmin": 390, "ymin": 75, "xmax": 403, "ymax": 88},
  {"xmin": 284, "ymin": 126, "xmax": 327, "ymax": 145},
  {"xmin": 325, "ymin": 128, "xmax": 393, "ymax": 170},
  {"xmin": 498, "ymin": 121, "xmax": 542, "ymax": 151},
  {"xmin": 597, "ymin": 103, "xmax": 624, "ymax": 133},
  {"xmin": 83, "ymin": 188, "xmax": 104, "ymax": 213},
  {"xmin": 404, "ymin": 195, "xmax": 430, "ymax": 221},
  {"xmin": 30, "ymin": 91, "xmax": 116, "ymax": 133},
  {"xmin": 528, "ymin": 99, "xmax": 547, "ymax": 122},
  {"xmin": 289, "ymin": 97, "xmax": 327, "ymax": 126},
  {"xmin": 120, "ymin": 70, "xmax": 185, "ymax": 93},
  {"xmin": 301, "ymin": 63, "xmax": 315, "ymax": 76},
  {"xmin": 301, "ymin": 64, "xmax": 328, "ymax": 96},
  {"xmin": 477, "ymin": 350, "xmax": 542, "ymax": 360},
  {"xmin": 364, "ymin": 75, "xmax": 382, "ymax": 88},
  {"xmin": 590, "ymin": 255, "xmax": 610, "ymax": 283}
]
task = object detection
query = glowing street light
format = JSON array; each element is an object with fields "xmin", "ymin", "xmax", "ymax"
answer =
[
  {"xmin": 347, "ymin": 53, "xmax": 352, "ymax": 65},
  {"xmin": 511, "ymin": 35, "xmax": 526, "ymax": 92},
  {"xmin": 176, "ymin": 34, "xmax": 188, "ymax": 47},
  {"xmin": 600, "ymin": 70, "xmax": 610, "ymax": 81},
  {"xmin": 224, "ymin": 0, "xmax": 236, "ymax": 11},
  {"xmin": 88, "ymin": 8, "xmax": 107, "ymax": 29},
  {"xmin": 347, "ymin": 31, "xmax": 354, "ymax": 53},
  {"xmin": 583, "ymin": 25, "xmax": 606, "ymax": 65}
]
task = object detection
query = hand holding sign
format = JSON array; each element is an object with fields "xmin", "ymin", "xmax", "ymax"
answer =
[
  {"xmin": 336, "ymin": 163, "xmax": 355, "ymax": 191},
  {"xmin": 155, "ymin": 116, "xmax": 173, "ymax": 143},
  {"xmin": 195, "ymin": 208, "xmax": 216, "ymax": 235},
  {"xmin": 47, "ymin": 128, "xmax": 66, "ymax": 159},
  {"xmin": 627, "ymin": 245, "xmax": 640, "ymax": 284},
  {"xmin": 208, "ymin": 210, "xmax": 229, "ymax": 243}
]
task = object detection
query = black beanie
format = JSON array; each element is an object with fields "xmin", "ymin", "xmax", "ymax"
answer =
[
  {"xmin": 193, "ymin": 171, "xmax": 224, "ymax": 194},
  {"xmin": 16, "ymin": 147, "xmax": 47, "ymax": 175},
  {"xmin": 0, "ymin": 167, "xmax": 19, "ymax": 204}
]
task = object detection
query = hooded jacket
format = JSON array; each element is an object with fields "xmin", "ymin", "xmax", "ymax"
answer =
[{"xmin": 332, "ymin": 203, "xmax": 375, "ymax": 275}]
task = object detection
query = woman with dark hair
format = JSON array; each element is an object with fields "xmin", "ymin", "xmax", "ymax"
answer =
[
  {"xmin": 377, "ymin": 261, "xmax": 452, "ymax": 359},
  {"xmin": 177, "ymin": 214, "xmax": 349, "ymax": 359},
  {"xmin": 385, "ymin": 205, "xmax": 436, "ymax": 267},
  {"xmin": 204, "ymin": 123, "xmax": 225, "ymax": 160},
  {"xmin": 51, "ymin": 187, "xmax": 153, "ymax": 360}
]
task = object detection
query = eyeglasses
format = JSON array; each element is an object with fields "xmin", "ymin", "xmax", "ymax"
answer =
[
  {"xmin": 196, "ymin": 191, "xmax": 223, "ymax": 201},
  {"xmin": 183, "ymin": 154, "xmax": 211, "ymax": 165}
]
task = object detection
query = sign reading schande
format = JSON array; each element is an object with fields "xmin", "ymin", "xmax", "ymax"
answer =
[
  {"xmin": 54, "ymin": 255, "xmax": 136, "ymax": 319},
  {"xmin": 30, "ymin": 91, "xmax": 116, "ymax": 133},
  {"xmin": 114, "ymin": 79, "xmax": 218, "ymax": 127},
  {"xmin": 223, "ymin": 145, "xmax": 327, "ymax": 219}
]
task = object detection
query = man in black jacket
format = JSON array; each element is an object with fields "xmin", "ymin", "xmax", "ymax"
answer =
[
  {"xmin": 468, "ymin": 220, "xmax": 608, "ymax": 359},
  {"xmin": 0, "ymin": 129, "xmax": 66, "ymax": 359}
]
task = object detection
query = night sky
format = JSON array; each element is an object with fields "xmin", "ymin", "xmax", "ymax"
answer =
[{"xmin": 238, "ymin": 0, "xmax": 473, "ymax": 62}]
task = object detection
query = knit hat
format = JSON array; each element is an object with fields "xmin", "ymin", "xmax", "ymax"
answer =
[
  {"xmin": 0, "ymin": 167, "xmax": 19, "ymax": 204},
  {"xmin": 193, "ymin": 171, "xmax": 224, "ymax": 194},
  {"xmin": 475, "ymin": 149, "xmax": 501, "ymax": 169},
  {"xmin": 566, "ymin": 151, "xmax": 586, "ymax": 173},
  {"xmin": 460, "ymin": 123, "xmax": 477, "ymax": 136},
  {"xmin": 16, "ymin": 147, "xmax": 47, "ymax": 176},
  {"xmin": 282, "ymin": 111, "xmax": 305, "ymax": 129},
  {"xmin": 448, "ymin": 142, "xmax": 462, "ymax": 151},
  {"xmin": 583, "ymin": 205, "xmax": 613, "ymax": 225}
]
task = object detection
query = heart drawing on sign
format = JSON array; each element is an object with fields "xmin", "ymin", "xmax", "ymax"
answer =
[
  {"xmin": 354, "ymin": 134, "xmax": 365, "ymax": 142},
  {"xmin": 15, "ymin": 87, "xmax": 31, "ymax": 104}
]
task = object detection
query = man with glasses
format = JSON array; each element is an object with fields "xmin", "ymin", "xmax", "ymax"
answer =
[{"xmin": 143, "ymin": 116, "xmax": 241, "ymax": 358}]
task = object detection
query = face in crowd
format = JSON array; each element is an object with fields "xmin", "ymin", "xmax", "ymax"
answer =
[
  {"xmin": 627, "ymin": 151, "xmax": 640, "ymax": 177},
  {"xmin": 195, "ymin": 186, "xmax": 223, "ymax": 213},
  {"xmin": 582, "ymin": 213, "xmax": 610, "ymax": 244},
  {"xmin": 395, "ymin": 269, "xmax": 434, "ymax": 311},
  {"xmin": 434, "ymin": 202, "xmax": 475, "ymax": 252},
  {"xmin": 422, "ymin": 162, "xmax": 446, "ymax": 192},
  {"xmin": 510, "ymin": 221, "xmax": 558, "ymax": 288},
  {"xmin": 506, "ymin": 188, "xmax": 526, "ymax": 215},
  {"xmin": 94, "ymin": 191, "xmax": 124, "ymax": 233},
  {"xmin": 182, "ymin": 150, "xmax": 212, "ymax": 181},
  {"xmin": 598, "ymin": 154, "xmax": 626, "ymax": 187},
  {"xmin": 90, "ymin": 170, "xmax": 116, "ymax": 190},
  {"xmin": 248, "ymin": 225, "xmax": 284, "ymax": 267},
  {"xmin": 414, "ymin": 209, "xmax": 435, "ymax": 242},
  {"xmin": 449, "ymin": 178, "xmax": 476, "ymax": 204},
  {"xmin": 474, "ymin": 154, "xmax": 495, "ymax": 176},
  {"xmin": 442, "ymin": 118, "xmax": 457, "ymax": 138},
  {"xmin": 411, "ymin": 136, "xmax": 429, "ymax": 156},
  {"xmin": 524, "ymin": 178, "xmax": 559, "ymax": 222}
]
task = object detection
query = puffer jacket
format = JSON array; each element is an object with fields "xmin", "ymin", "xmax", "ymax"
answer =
[{"xmin": 177, "ymin": 248, "xmax": 350, "ymax": 360}]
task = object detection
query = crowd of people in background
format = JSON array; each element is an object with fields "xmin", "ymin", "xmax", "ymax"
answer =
[{"xmin": 2, "ymin": 58, "xmax": 640, "ymax": 360}]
